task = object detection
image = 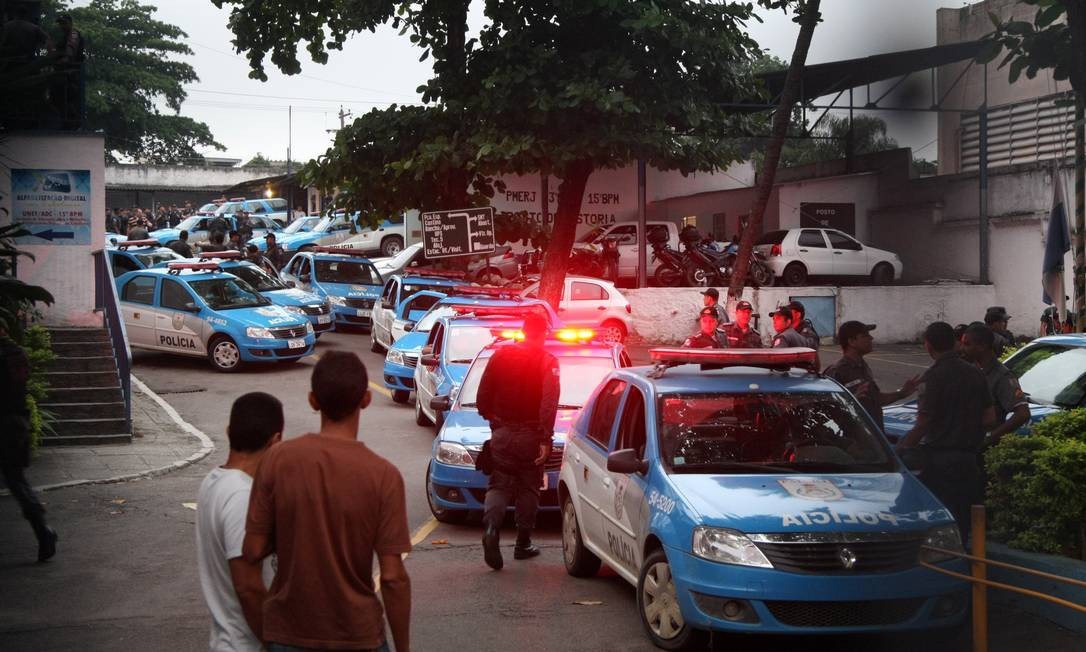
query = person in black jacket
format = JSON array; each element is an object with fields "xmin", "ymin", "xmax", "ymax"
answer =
[{"xmin": 476, "ymin": 311, "xmax": 559, "ymax": 570}]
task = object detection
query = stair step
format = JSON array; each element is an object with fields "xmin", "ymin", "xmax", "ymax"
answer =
[
  {"xmin": 52, "ymin": 417, "xmax": 129, "ymax": 437},
  {"xmin": 51, "ymin": 341, "xmax": 115, "ymax": 357},
  {"xmin": 46, "ymin": 328, "xmax": 109, "ymax": 343},
  {"xmin": 45, "ymin": 386, "xmax": 124, "ymax": 403},
  {"xmin": 45, "ymin": 371, "xmax": 120, "ymax": 388},
  {"xmin": 41, "ymin": 433, "xmax": 133, "ymax": 446},
  {"xmin": 47, "ymin": 356, "xmax": 116, "ymax": 372},
  {"xmin": 39, "ymin": 402, "xmax": 126, "ymax": 420}
]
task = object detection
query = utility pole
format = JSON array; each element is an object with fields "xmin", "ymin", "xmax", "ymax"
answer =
[
  {"xmin": 287, "ymin": 105, "xmax": 293, "ymax": 214},
  {"xmin": 325, "ymin": 105, "xmax": 353, "ymax": 135}
]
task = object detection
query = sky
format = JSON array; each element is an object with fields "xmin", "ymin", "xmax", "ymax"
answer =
[{"xmin": 102, "ymin": 0, "xmax": 979, "ymax": 165}]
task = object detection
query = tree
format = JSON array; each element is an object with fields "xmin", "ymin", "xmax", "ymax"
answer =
[
  {"xmin": 980, "ymin": 1, "xmax": 1086, "ymax": 330},
  {"xmin": 244, "ymin": 153, "xmax": 272, "ymax": 167},
  {"xmin": 42, "ymin": 0, "xmax": 222, "ymax": 163}
]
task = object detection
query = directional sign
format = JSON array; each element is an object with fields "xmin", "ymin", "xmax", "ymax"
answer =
[
  {"xmin": 10, "ymin": 169, "xmax": 92, "ymax": 246},
  {"xmin": 421, "ymin": 207, "xmax": 496, "ymax": 259}
]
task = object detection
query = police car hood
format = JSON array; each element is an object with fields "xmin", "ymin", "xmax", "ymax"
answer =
[
  {"xmin": 439, "ymin": 408, "xmax": 582, "ymax": 448},
  {"xmin": 276, "ymin": 231, "xmax": 323, "ymax": 249},
  {"xmin": 149, "ymin": 228, "xmax": 181, "ymax": 243},
  {"xmin": 668, "ymin": 472, "xmax": 952, "ymax": 534},
  {"xmin": 263, "ymin": 287, "xmax": 324, "ymax": 308},
  {"xmin": 882, "ymin": 400, "xmax": 1059, "ymax": 443},
  {"xmin": 390, "ymin": 330, "xmax": 428, "ymax": 355},
  {"xmin": 227, "ymin": 304, "xmax": 309, "ymax": 330},
  {"xmin": 318, "ymin": 282, "xmax": 381, "ymax": 299}
]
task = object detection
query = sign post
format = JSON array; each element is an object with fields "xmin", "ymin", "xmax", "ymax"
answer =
[{"xmin": 421, "ymin": 207, "xmax": 496, "ymax": 259}]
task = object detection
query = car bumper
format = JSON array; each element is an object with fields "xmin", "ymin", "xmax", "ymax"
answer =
[
  {"xmin": 239, "ymin": 335, "xmax": 317, "ymax": 361},
  {"xmin": 332, "ymin": 305, "xmax": 372, "ymax": 327},
  {"xmin": 666, "ymin": 546, "xmax": 968, "ymax": 634},
  {"xmin": 383, "ymin": 360, "xmax": 416, "ymax": 391},
  {"xmin": 308, "ymin": 314, "xmax": 336, "ymax": 333},
  {"xmin": 429, "ymin": 459, "xmax": 561, "ymax": 512}
]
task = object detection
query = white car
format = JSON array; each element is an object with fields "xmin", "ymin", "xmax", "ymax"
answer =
[
  {"xmin": 754, "ymin": 228, "xmax": 903, "ymax": 287},
  {"xmin": 520, "ymin": 275, "xmax": 632, "ymax": 343}
]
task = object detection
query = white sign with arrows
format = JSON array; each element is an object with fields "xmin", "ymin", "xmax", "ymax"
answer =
[{"xmin": 11, "ymin": 169, "xmax": 92, "ymax": 245}]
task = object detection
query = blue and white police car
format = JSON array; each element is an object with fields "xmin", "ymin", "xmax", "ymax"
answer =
[
  {"xmin": 148, "ymin": 214, "xmax": 281, "ymax": 248},
  {"xmin": 370, "ymin": 270, "xmax": 467, "ymax": 352},
  {"xmin": 558, "ymin": 347, "xmax": 967, "ymax": 648},
  {"xmin": 106, "ymin": 239, "xmax": 183, "ymax": 278},
  {"xmin": 115, "ymin": 261, "xmax": 316, "ymax": 372},
  {"xmin": 248, "ymin": 212, "xmax": 354, "ymax": 253},
  {"xmin": 279, "ymin": 247, "xmax": 384, "ymax": 331},
  {"xmin": 426, "ymin": 329, "xmax": 631, "ymax": 524}
]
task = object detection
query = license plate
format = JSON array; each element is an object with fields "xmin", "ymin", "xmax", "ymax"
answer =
[
  {"xmin": 287, "ymin": 338, "xmax": 305, "ymax": 349},
  {"xmin": 356, "ymin": 309, "xmax": 367, "ymax": 317},
  {"xmin": 317, "ymin": 315, "xmax": 331, "ymax": 324},
  {"xmin": 540, "ymin": 473, "xmax": 549, "ymax": 491}
]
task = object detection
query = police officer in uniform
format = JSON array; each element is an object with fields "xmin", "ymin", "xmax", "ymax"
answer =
[
  {"xmin": 788, "ymin": 300, "xmax": 820, "ymax": 349},
  {"xmin": 770, "ymin": 306, "xmax": 807, "ymax": 348},
  {"xmin": 897, "ymin": 322, "xmax": 995, "ymax": 541},
  {"xmin": 264, "ymin": 233, "xmax": 287, "ymax": 272},
  {"xmin": 700, "ymin": 288, "xmax": 728, "ymax": 325},
  {"xmin": 1, "ymin": 328, "xmax": 57, "ymax": 561},
  {"xmin": 720, "ymin": 300, "xmax": 762, "ymax": 348},
  {"xmin": 682, "ymin": 307, "xmax": 723, "ymax": 349},
  {"xmin": 962, "ymin": 324, "xmax": 1030, "ymax": 446},
  {"xmin": 824, "ymin": 321, "xmax": 919, "ymax": 432},
  {"xmin": 984, "ymin": 307, "xmax": 1014, "ymax": 356},
  {"xmin": 476, "ymin": 312, "xmax": 559, "ymax": 570}
]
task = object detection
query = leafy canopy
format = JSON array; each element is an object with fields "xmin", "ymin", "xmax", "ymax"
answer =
[{"xmin": 978, "ymin": 0, "xmax": 1083, "ymax": 91}]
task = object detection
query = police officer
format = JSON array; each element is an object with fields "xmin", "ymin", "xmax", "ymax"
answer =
[
  {"xmin": 699, "ymin": 288, "xmax": 728, "ymax": 326},
  {"xmin": 208, "ymin": 212, "xmax": 229, "ymax": 244},
  {"xmin": 264, "ymin": 232, "xmax": 287, "ymax": 272},
  {"xmin": 720, "ymin": 300, "xmax": 762, "ymax": 348},
  {"xmin": 1, "ymin": 327, "xmax": 57, "ymax": 562},
  {"xmin": 788, "ymin": 300, "xmax": 820, "ymax": 349},
  {"xmin": 962, "ymin": 324, "xmax": 1030, "ymax": 446},
  {"xmin": 984, "ymin": 307, "xmax": 1014, "ymax": 356},
  {"xmin": 897, "ymin": 322, "xmax": 995, "ymax": 542},
  {"xmin": 236, "ymin": 210, "xmax": 254, "ymax": 243},
  {"xmin": 769, "ymin": 306, "xmax": 806, "ymax": 348},
  {"xmin": 245, "ymin": 243, "xmax": 276, "ymax": 276},
  {"xmin": 199, "ymin": 230, "xmax": 228, "ymax": 253},
  {"xmin": 824, "ymin": 321, "xmax": 919, "ymax": 432},
  {"xmin": 476, "ymin": 312, "xmax": 559, "ymax": 570},
  {"xmin": 167, "ymin": 230, "xmax": 194, "ymax": 258},
  {"xmin": 682, "ymin": 307, "xmax": 723, "ymax": 349}
]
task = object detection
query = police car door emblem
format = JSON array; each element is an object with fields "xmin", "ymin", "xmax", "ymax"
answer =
[
  {"xmin": 172, "ymin": 312, "xmax": 185, "ymax": 330},
  {"xmin": 778, "ymin": 478, "xmax": 843, "ymax": 501},
  {"xmin": 613, "ymin": 476, "xmax": 629, "ymax": 520},
  {"xmin": 838, "ymin": 547, "xmax": 857, "ymax": 570}
]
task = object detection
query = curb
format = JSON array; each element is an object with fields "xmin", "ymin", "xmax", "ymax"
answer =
[{"xmin": 8, "ymin": 375, "xmax": 216, "ymax": 494}]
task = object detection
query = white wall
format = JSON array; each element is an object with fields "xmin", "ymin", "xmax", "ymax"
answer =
[
  {"xmin": 0, "ymin": 133, "xmax": 106, "ymax": 327},
  {"xmin": 105, "ymin": 163, "xmax": 286, "ymax": 191},
  {"xmin": 777, "ymin": 173, "xmax": 880, "ymax": 242}
]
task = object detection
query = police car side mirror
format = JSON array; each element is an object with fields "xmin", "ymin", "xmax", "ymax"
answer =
[
  {"xmin": 607, "ymin": 448, "xmax": 647, "ymax": 475},
  {"xmin": 182, "ymin": 302, "xmax": 200, "ymax": 313},
  {"xmin": 404, "ymin": 321, "xmax": 415, "ymax": 332},
  {"xmin": 381, "ymin": 299, "xmax": 393, "ymax": 310},
  {"xmin": 300, "ymin": 274, "xmax": 310, "ymax": 283},
  {"xmin": 430, "ymin": 395, "xmax": 451, "ymax": 412},
  {"xmin": 285, "ymin": 280, "xmax": 296, "ymax": 288},
  {"xmin": 420, "ymin": 353, "xmax": 439, "ymax": 367}
]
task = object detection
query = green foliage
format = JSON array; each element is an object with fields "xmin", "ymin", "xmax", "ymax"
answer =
[
  {"xmin": 244, "ymin": 153, "xmax": 272, "ymax": 167},
  {"xmin": 998, "ymin": 342, "xmax": 1023, "ymax": 362},
  {"xmin": 42, "ymin": 0, "xmax": 223, "ymax": 162},
  {"xmin": 22, "ymin": 326, "xmax": 56, "ymax": 450},
  {"xmin": 978, "ymin": 1, "xmax": 1084, "ymax": 93},
  {"xmin": 985, "ymin": 409, "xmax": 1086, "ymax": 558},
  {"xmin": 0, "ymin": 224, "xmax": 55, "ymax": 337}
]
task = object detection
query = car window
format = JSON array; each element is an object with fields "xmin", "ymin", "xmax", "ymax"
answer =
[
  {"xmin": 429, "ymin": 323, "xmax": 444, "ymax": 356},
  {"xmin": 298, "ymin": 258, "xmax": 310, "ymax": 276},
  {"xmin": 798, "ymin": 229, "xmax": 827, "ymax": 248},
  {"xmin": 226, "ymin": 263, "xmax": 286, "ymax": 292},
  {"xmin": 122, "ymin": 276, "xmax": 156, "ymax": 304},
  {"xmin": 609, "ymin": 225, "xmax": 637, "ymax": 244},
  {"xmin": 404, "ymin": 293, "xmax": 442, "ymax": 320},
  {"xmin": 619, "ymin": 351, "xmax": 632, "ymax": 368},
  {"xmin": 188, "ymin": 277, "xmax": 269, "ymax": 310},
  {"xmin": 269, "ymin": 198, "xmax": 287, "ymax": 211},
  {"xmin": 1005, "ymin": 344, "xmax": 1086, "ymax": 408},
  {"xmin": 250, "ymin": 203, "xmax": 266, "ymax": 214},
  {"xmin": 160, "ymin": 278, "xmax": 194, "ymax": 310},
  {"xmin": 380, "ymin": 279, "xmax": 396, "ymax": 302},
  {"xmin": 756, "ymin": 230, "xmax": 788, "ymax": 245},
  {"xmin": 826, "ymin": 231, "xmax": 862, "ymax": 251},
  {"xmin": 571, "ymin": 281, "xmax": 607, "ymax": 301},
  {"xmin": 314, "ymin": 259, "xmax": 381, "ymax": 285},
  {"xmin": 111, "ymin": 253, "xmax": 139, "ymax": 277},
  {"xmin": 614, "ymin": 386, "xmax": 647, "ymax": 459},
  {"xmin": 586, "ymin": 380, "xmax": 627, "ymax": 449},
  {"xmin": 647, "ymin": 225, "xmax": 670, "ymax": 243}
]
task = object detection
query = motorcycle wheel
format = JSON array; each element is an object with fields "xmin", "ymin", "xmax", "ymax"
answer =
[
  {"xmin": 654, "ymin": 265, "xmax": 682, "ymax": 287},
  {"xmin": 683, "ymin": 265, "xmax": 710, "ymax": 287},
  {"xmin": 751, "ymin": 261, "xmax": 775, "ymax": 287}
]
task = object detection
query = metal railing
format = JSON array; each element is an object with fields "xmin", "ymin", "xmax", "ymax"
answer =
[
  {"xmin": 920, "ymin": 505, "xmax": 1086, "ymax": 652},
  {"xmin": 92, "ymin": 250, "xmax": 131, "ymax": 433}
]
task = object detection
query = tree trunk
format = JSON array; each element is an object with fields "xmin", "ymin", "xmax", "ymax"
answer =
[
  {"xmin": 728, "ymin": 0, "xmax": 822, "ymax": 301},
  {"xmin": 539, "ymin": 159, "xmax": 593, "ymax": 310}
]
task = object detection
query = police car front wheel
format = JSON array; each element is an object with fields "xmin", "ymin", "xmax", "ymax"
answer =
[
  {"xmin": 208, "ymin": 335, "xmax": 242, "ymax": 373},
  {"xmin": 638, "ymin": 549, "xmax": 706, "ymax": 651},
  {"xmin": 425, "ymin": 462, "xmax": 467, "ymax": 524},
  {"xmin": 561, "ymin": 494, "xmax": 601, "ymax": 577}
]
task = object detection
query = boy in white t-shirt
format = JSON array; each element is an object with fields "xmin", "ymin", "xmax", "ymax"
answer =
[{"xmin": 196, "ymin": 392, "xmax": 283, "ymax": 651}]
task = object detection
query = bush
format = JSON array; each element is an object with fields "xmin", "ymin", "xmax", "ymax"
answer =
[
  {"xmin": 22, "ymin": 325, "xmax": 55, "ymax": 450},
  {"xmin": 985, "ymin": 410, "xmax": 1086, "ymax": 559}
]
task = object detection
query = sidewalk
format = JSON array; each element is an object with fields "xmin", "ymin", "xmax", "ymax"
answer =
[{"xmin": 3, "ymin": 377, "xmax": 214, "ymax": 493}]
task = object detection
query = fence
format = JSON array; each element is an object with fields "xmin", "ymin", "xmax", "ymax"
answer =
[{"xmin": 92, "ymin": 250, "xmax": 131, "ymax": 433}]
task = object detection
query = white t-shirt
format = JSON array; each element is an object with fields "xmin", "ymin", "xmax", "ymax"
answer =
[{"xmin": 196, "ymin": 467, "xmax": 272, "ymax": 652}]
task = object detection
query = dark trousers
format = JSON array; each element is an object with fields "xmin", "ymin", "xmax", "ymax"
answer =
[
  {"xmin": 1, "ymin": 458, "xmax": 48, "ymax": 540},
  {"xmin": 483, "ymin": 466, "xmax": 542, "ymax": 532},
  {"xmin": 918, "ymin": 449, "xmax": 982, "ymax": 543}
]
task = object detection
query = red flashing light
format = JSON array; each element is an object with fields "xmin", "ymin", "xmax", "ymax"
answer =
[
  {"xmin": 493, "ymin": 328, "xmax": 526, "ymax": 341},
  {"xmin": 407, "ymin": 268, "xmax": 467, "ymax": 279},
  {"xmin": 649, "ymin": 347, "xmax": 817, "ymax": 370},
  {"xmin": 167, "ymin": 261, "xmax": 221, "ymax": 274},
  {"xmin": 197, "ymin": 250, "xmax": 242, "ymax": 259},
  {"xmin": 770, "ymin": 244, "xmax": 782, "ymax": 257},
  {"xmin": 502, "ymin": 250, "xmax": 514, "ymax": 260}
]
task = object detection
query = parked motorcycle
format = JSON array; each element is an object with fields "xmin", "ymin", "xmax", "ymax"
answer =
[
  {"xmin": 720, "ymin": 246, "xmax": 776, "ymax": 288},
  {"xmin": 568, "ymin": 242, "xmax": 605, "ymax": 278},
  {"xmin": 649, "ymin": 240, "xmax": 684, "ymax": 287},
  {"xmin": 679, "ymin": 226, "xmax": 729, "ymax": 287}
]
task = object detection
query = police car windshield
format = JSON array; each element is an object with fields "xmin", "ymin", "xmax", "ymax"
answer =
[
  {"xmin": 577, "ymin": 226, "xmax": 608, "ymax": 244},
  {"xmin": 134, "ymin": 252, "xmax": 177, "ymax": 267},
  {"xmin": 659, "ymin": 392, "xmax": 895, "ymax": 473},
  {"xmin": 226, "ymin": 264, "xmax": 286, "ymax": 292},
  {"xmin": 458, "ymin": 355, "xmax": 615, "ymax": 408},
  {"xmin": 416, "ymin": 306, "xmax": 457, "ymax": 332},
  {"xmin": 314, "ymin": 260, "xmax": 380, "ymax": 285},
  {"xmin": 188, "ymin": 278, "xmax": 269, "ymax": 310},
  {"xmin": 176, "ymin": 216, "xmax": 203, "ymax": 231},
  {"xmin": 1004, "ymin": 344, "xmax": 1086, "ymax": 408},
  {"xmin": 284, "ymin": 217, "xmax": 321, "ymax": 234},
  {"xmin": 447, "ymin": 326, "xmax": 507, "ymax": 363}
]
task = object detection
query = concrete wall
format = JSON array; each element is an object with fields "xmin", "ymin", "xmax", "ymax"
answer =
[
  {"xmin": 624, "ymin": 284, "xmax": 995, "ymax": 345},
  {"xmin": 0, "ymin": 132, "xmax": 106, "ymax": 327},
  {"xmin": 777, "ymin": 173, "xmax": 879, "ymax": 242},
  {"xmin": 105, "ymin": 163, "xmax": 287, "ymax": 192}
]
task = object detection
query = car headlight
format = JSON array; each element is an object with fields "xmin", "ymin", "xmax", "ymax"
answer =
[
  {"xmin": 435, "ymin": 441, "xmax": 474, "ymax": 467},
  {"xmin": 284, "ymin": 305, "xmax": 306, "ymax": 315},
  {"xmin": 246, "ymin": 326, "xmax": 273, "ymax": 339},
  {"xmin": 691, "ymin": 527, "xmax": 773, "ymax": 568},
  {"xmin": 387, "ymin": 349, "xmax": 405, "ymax": 366},
  {"xmin": 324, "ymin": 298, "xmax": 333, "ymax": 311},
  {"xmin": 304, "ymin": 321, "xmax": 314, "ymax": 334},
  {"xmin": 920, "ymin": 524, "xmax": 963, "ymax": 563},
  {"xmin": 328, "ymin": 295, "xmax": 346, "ymax": 306}
]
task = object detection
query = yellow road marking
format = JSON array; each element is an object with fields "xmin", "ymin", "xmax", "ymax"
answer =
[
  {"xmin": 374, "ymin": 517, "xmax": 440, "ymax": 587},
  {"xmin": 368, "ymin": 381, "xmax": 393, "ymax": 398}
]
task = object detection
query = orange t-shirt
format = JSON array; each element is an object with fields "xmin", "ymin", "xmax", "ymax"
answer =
[{"xmin": 247, "ymin": 434, "xmax": 411, "ymax": 649}]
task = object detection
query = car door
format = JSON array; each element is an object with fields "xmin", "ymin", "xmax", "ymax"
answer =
[
  {"xmin": 376, "ymin": 278, "xmax": 399, "ymax": 346},
  {"xmin": 606, "ymin": 224, "xmax": 638, "ymax": 278},
  {"xmin": 294, "ymin": 257, "xmax": 314, "ymax": 292},
  {"xmin": 118, "ymin": 275, "xmax": 159, "ymax": 348},
  {"xmin": 563, "ymin": 279, "xmax": 609, "ymax": 328},
  {"xmin": 825, "ymin": 229, "xmax": 868, "ymax": 277},
  {"xmin": 321, "ymin": 214, "xmax": 354, "ymax": 247},
  {"xmin": 570, "ymin": 378, "xmax": 627, "ymax": 550},
  {"xmin": 188, "ymin": 217, "xmax": 211, "ymax": 243},
  {"xmin": 153, "ymin": 277, "xmax": 207, "ymax": 356},
  {"xmin": 599, "ymin": 385, "xmax": 649, "ymax": 578},
  {"xmin": 794, "ymin": 228, "xmax": 833, "ymax": 275},
  {"xmin": 279, "ymin": 254, "xmax": 302, "ymax": 285},
  {"xmin": 416, "ymin": 322, "xmax": 445, "ymax": 416}
]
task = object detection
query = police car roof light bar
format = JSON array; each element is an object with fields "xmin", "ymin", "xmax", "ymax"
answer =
[
  {"xmin": 166, "ymin": 261, "xmax": 221, "ymax": 275},
  {"xmin": 228, "ymin": 196, "xmax": 245, "ymax": 202},
  {"xmin": 406, "ymin": 268, "xmax": 467, "ymax": 279},
  {"xmin": 649, "ymin": 347, "xmax": 818, "ymax": 371},
  {"xmin": 116, "ymin": 239, "xmax": 161, "ymax": 250},
  {"xmin": 493, "ymin": 329, "xmax": 526, "ymax": 341},
  {"xmin": 197, "ymin": 250, "xmax": 242, "ymax": 259},
  {"xmin": 450, "ymin": 285, "xmax": 521, "ymax": 298},
  {"xmin": 554, "ymin": 328, "xmax": 596, "ymax": 343},
  {"xmin": 311, "ymin": 246, "xmax": 371, "ymax": 257},
  {"xmin": 452, "ymin": 304, "xmax": 540, "ymax": 317}
]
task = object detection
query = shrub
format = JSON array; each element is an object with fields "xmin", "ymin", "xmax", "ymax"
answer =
[
  {"xmin": 22, "ymin": 325, "xmax": 55, "ymax": 450},
  {"xmin": 1029, "ymin": 408, "xmax": 1086, "ymax": 442}
]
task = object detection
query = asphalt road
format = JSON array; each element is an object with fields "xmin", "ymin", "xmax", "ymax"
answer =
[{"xmin": 0, "ymin": 332, "xmax": 1079, "ymax": 651}]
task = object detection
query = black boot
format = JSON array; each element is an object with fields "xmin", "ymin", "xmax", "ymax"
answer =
[
  {"xmin": 513, "ymin": 528, "xmax": 540, "ymax": 560},
  {"xmin": 32, "ymin": 519, "xmax": 57, "ymax": 563},
  {"xmin": 482, "ymin": 525, "xmax": 503, "ymax": 570}
]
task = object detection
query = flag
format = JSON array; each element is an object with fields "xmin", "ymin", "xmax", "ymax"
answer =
[{"xmin": 1042, "ymin": 169, "xmax": 1071, "ymax": 305}]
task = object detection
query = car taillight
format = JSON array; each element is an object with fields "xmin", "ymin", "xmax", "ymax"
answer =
[
  {"xmin": 503, "ymin": 250, "xmax": 514, "ymax": 260},
  {"xmin": 626, "ymin": 304, "xmax": 632, "ymax": 314},
  {"xmin": 770, "ymin": 244, "xmax": 781, "ymax": 257}
]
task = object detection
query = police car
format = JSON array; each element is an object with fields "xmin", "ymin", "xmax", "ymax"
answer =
[
  {"xmin": 115, "ymin": 262, "xmax": 316, "ymax": 372},
  {"xmin": 426, "ymin": 329, "xmax": 631, "ymax": 524},
  {"xmin": 882, "ymin": 333, "xmax": 1086, "ymax": 442},
  {"xmin": 558, "ymin": 348, "xmax": 967, "ymax": 647},
  {"xmin": 106, "ymin": 239, "xmax": 183, "ymax": 278},
  {"xmin": 382, "ymin": 289, "xmax": 560, "ymax": 404},
  {"xmin": 248, "ymin": 212, "xmax": 354, "ymax": 253},
  {"xmin": 279, "ymin": 247, "xmax": 384, "ymax": 330},
  {"xmin": 148, "ymin": 214, "xmax": 282, "ymax": 248},
  {"xmin": 195, "ymin": 252, "xmax": 335, "ymax": 337},
  {"xmin": 370, "ymin": 270, "xmax": 466, "ymax": 352},
  {"xmin": 215, "ymin": 197, "xmax": 291, "ymax": 226}
]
